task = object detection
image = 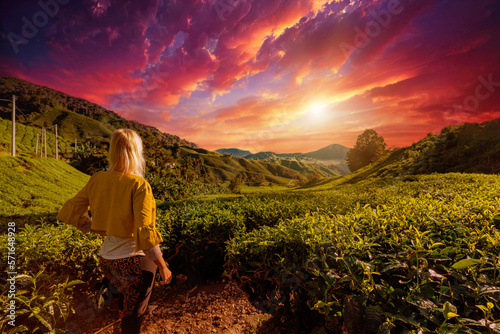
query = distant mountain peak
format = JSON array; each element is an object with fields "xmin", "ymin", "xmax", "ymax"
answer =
[
  {"xmin": 215, "ymin": 148, "xmax": 252, "ymax": 158},
  {"xmin": 301, "ymin": 144, "xmax": 350, "ymax": 161}
]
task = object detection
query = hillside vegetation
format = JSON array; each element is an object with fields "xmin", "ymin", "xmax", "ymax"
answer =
[
  {"xmin": 337, "ymin": 119, "xmax": 500, "ymax": 184},
  {"xmin": 0, "ymin": 118, "xmax": 75, "ymax": 158},
  {"xmin": 243, "ymin": 144, "xmax": 350, "ymax": 162},
  {"xmin": 224, "ymin": 173, "xmax": 500, "ymax": 333},
  {"xmin": 2, "ymin": 171, "xmax": 499, "ymax": 333},
  {"xmin": 181, "ymin": 147, "xmax": 341, "ymax": 182},
  {"xmin": 242, "ymin": 144, "xmax": 350, "ymax": 176},
  {"xmin": 0, "ymin": 157, "xmax": 89, "ymax": 219},
  {"xmin": 0, "ymin": 76, "xmax": 195, "ymax": 148}
]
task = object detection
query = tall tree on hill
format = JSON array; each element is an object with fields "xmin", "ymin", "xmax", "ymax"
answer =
[{"xmin": 346, "ymin": 129, "xmax": 387, "ymax": 171}]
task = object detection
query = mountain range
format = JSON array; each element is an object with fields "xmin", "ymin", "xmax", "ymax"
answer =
[
  {"xmin": 223, "ymin": 143, "xmax": 350, "ymax": 161},
  {"xmin": 215, "ymin": 148, "xmax": 252, "ymax": 158}
]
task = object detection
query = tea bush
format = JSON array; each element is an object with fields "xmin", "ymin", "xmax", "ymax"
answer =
[
  {"xmin": 0, "ymin": 221, "xmax": 102, "ymax": 280},
  {"xmin": 225, "ymin": 174, "xmax": 500, "ymax": 333},
  {"xmin": 0, "ymin": 222, "xmax": 102, "ymax": 334},
  {"xmin": 3, "ymin": 172, "xmax": 500, "ymax": 333}
]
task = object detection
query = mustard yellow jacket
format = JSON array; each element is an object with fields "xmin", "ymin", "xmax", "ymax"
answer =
[{"xmin": 57, "ymin": 170, "xmax": 163, "ymax": 252}]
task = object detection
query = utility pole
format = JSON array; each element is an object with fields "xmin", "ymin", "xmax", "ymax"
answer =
[
  {"xmin": 54, "ymin": 124, "xmax": 58, "ymax": 159},
  {"xmin": 45, "ymin": 128, "xmax": 48, "ymax": 158},
  {"xmin": 41, "ymin": 128, "xmax": 44, "ymax": 157},
  {"xmin": 40, "ymin": 129, "xmax": 43, "ymax": 157},
  {"xmin": 11, "ymin": 95, "xmax": 15, "ymax": 157},
  {"xmin": 44, "ymin": 128, "xmax": 47, "ymax": 158},
  {"xmin": 36, "ymin": 134, "xmax": 39, "ymax": 155}
]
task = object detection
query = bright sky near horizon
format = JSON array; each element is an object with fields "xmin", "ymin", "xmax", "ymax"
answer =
[{"xmin": 1, "ymin": 0, "xmax": 499, "ymax": 153}]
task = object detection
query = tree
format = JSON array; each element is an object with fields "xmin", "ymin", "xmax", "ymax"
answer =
[
  {"xmin": 346, "ymin": 129, "xmax": 387, "ymax": 172},
  {"xmin": 171, "ymin": 141, "xmax": 181, "ymax": 160},
  {"xmin": 228, "ymin": 174, "xmax": 243, "ymax": 193}
]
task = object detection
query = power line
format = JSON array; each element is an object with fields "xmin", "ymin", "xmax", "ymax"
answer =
[{"xmin": 15, "ymin": 105, "xmax": 28, "ymax": 118}]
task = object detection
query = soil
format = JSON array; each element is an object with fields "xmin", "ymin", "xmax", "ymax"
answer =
[{"xmin": 65, "ymin": 277, "xmax": 268, "ymax": 334}]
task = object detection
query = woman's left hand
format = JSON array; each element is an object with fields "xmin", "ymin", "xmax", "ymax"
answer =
[{"xmin": 78, "ymin": 217, "xmax": 92, "ymax": 235}]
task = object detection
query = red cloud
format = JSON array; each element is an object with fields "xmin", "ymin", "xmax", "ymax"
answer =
[{"xmin": 1, "ymin": 0, "xmax": 499, "ymax": 153}]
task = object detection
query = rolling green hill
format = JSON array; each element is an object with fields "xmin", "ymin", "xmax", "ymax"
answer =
[
  {"xmin": 0, "ymin": 76, "xmax": 197, "ymax": 148},
  {"xmin": 324, "ymin": 118, "xmax": 500, "ymax": 185},
  {"xmin": 274, "ymin": 158, "xmax": 345, "ymax": 176},
  {"xmin": 244, "ymin": 151, "xmax": 281, "ymax": 160},
  {"xmin": 180, "ymin": 147, "xmax": 340, "ymax": 182},
  {"xmin": 0, "ymin": 156, "xmax": 89, "ymax": 218},
  {"xmin": 0, "ymin": 118, "xmax": 75, "ymax": 158}
]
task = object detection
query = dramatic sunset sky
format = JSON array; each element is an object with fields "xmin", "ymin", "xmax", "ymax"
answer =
[{"xmin": 1, "ymin": 0, "xmax": 499, "ymax": 153}]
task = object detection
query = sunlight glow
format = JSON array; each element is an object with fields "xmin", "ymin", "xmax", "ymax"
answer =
[{"xmin": 307, "ymin": 101, "xmax": 328, "ymax": 120}]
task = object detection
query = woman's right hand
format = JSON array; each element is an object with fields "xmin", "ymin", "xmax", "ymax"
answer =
[
  {"xmin": 158, "ymin": 265, "xmax": 173, "ymax": 285},
  {"xmin": 153, "ymin": 257, "xmax": 172, "ymax": 285}
]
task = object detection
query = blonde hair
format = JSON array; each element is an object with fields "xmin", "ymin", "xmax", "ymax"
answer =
[{"xmin": 108, "ymin": 129, "xmax": 145, "ymax": 177}]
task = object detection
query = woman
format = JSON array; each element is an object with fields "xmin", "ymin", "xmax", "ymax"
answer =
[{"xmin": 57, "ymin": 129, "xmax": 172, "ymax": 334}]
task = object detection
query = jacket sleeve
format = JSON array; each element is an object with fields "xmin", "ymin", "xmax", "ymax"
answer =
[
  {"xmin": 132, "ymin": 181, "xmax": 163, "ymax": 252},
  {"xmin": 56, "ymin": 181, "xmax": 90, "ymax": 229}
]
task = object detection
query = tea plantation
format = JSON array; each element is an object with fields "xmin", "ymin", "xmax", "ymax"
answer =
[{"xmin": 1, "ymin": 158, "xmax": 499, "ymax": 333}]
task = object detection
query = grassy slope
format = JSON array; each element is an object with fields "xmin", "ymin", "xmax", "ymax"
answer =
[
  {"xmin": 0, "ymin": 118, "xmax": 75, "ymax": 158},
  {"xmin": 0, "ymin": 157, "xmax": 89, "ymax": 217},
  {"xmin": 0, "ymin": 76, "xmax": 196, "ymax": 148},
  {"xmin": 31, "ymin": 106, "xmax": 117, "ymax": 141},
  {"xmin": 276, "ymin": 158, "xmax": 343, "ymax": 176},
  {"xmin": 242, "ymin": 146, "xmax": 349, "ymax": 177}
]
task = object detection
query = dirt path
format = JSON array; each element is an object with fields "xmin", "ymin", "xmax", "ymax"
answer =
[{"xmin": 66, "ymin": 279, "xmax": 266, "ymax": 334}]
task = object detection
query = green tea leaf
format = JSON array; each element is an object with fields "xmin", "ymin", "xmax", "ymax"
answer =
[
  {"xmin": 452, "ymin": 259, "xmax": 482, "ymax": 269},
  {"xmin": 476, "ymin": 305, "xmax": 489, "ymax": 313},
  {"xmin": 443, "ymin": 301, "xmax": 459, "ymax": 320}
]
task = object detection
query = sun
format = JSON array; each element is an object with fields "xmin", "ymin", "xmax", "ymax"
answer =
[{"xmin": 307, "ymin": 101, "xmax": 327, "ymax": 120}]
